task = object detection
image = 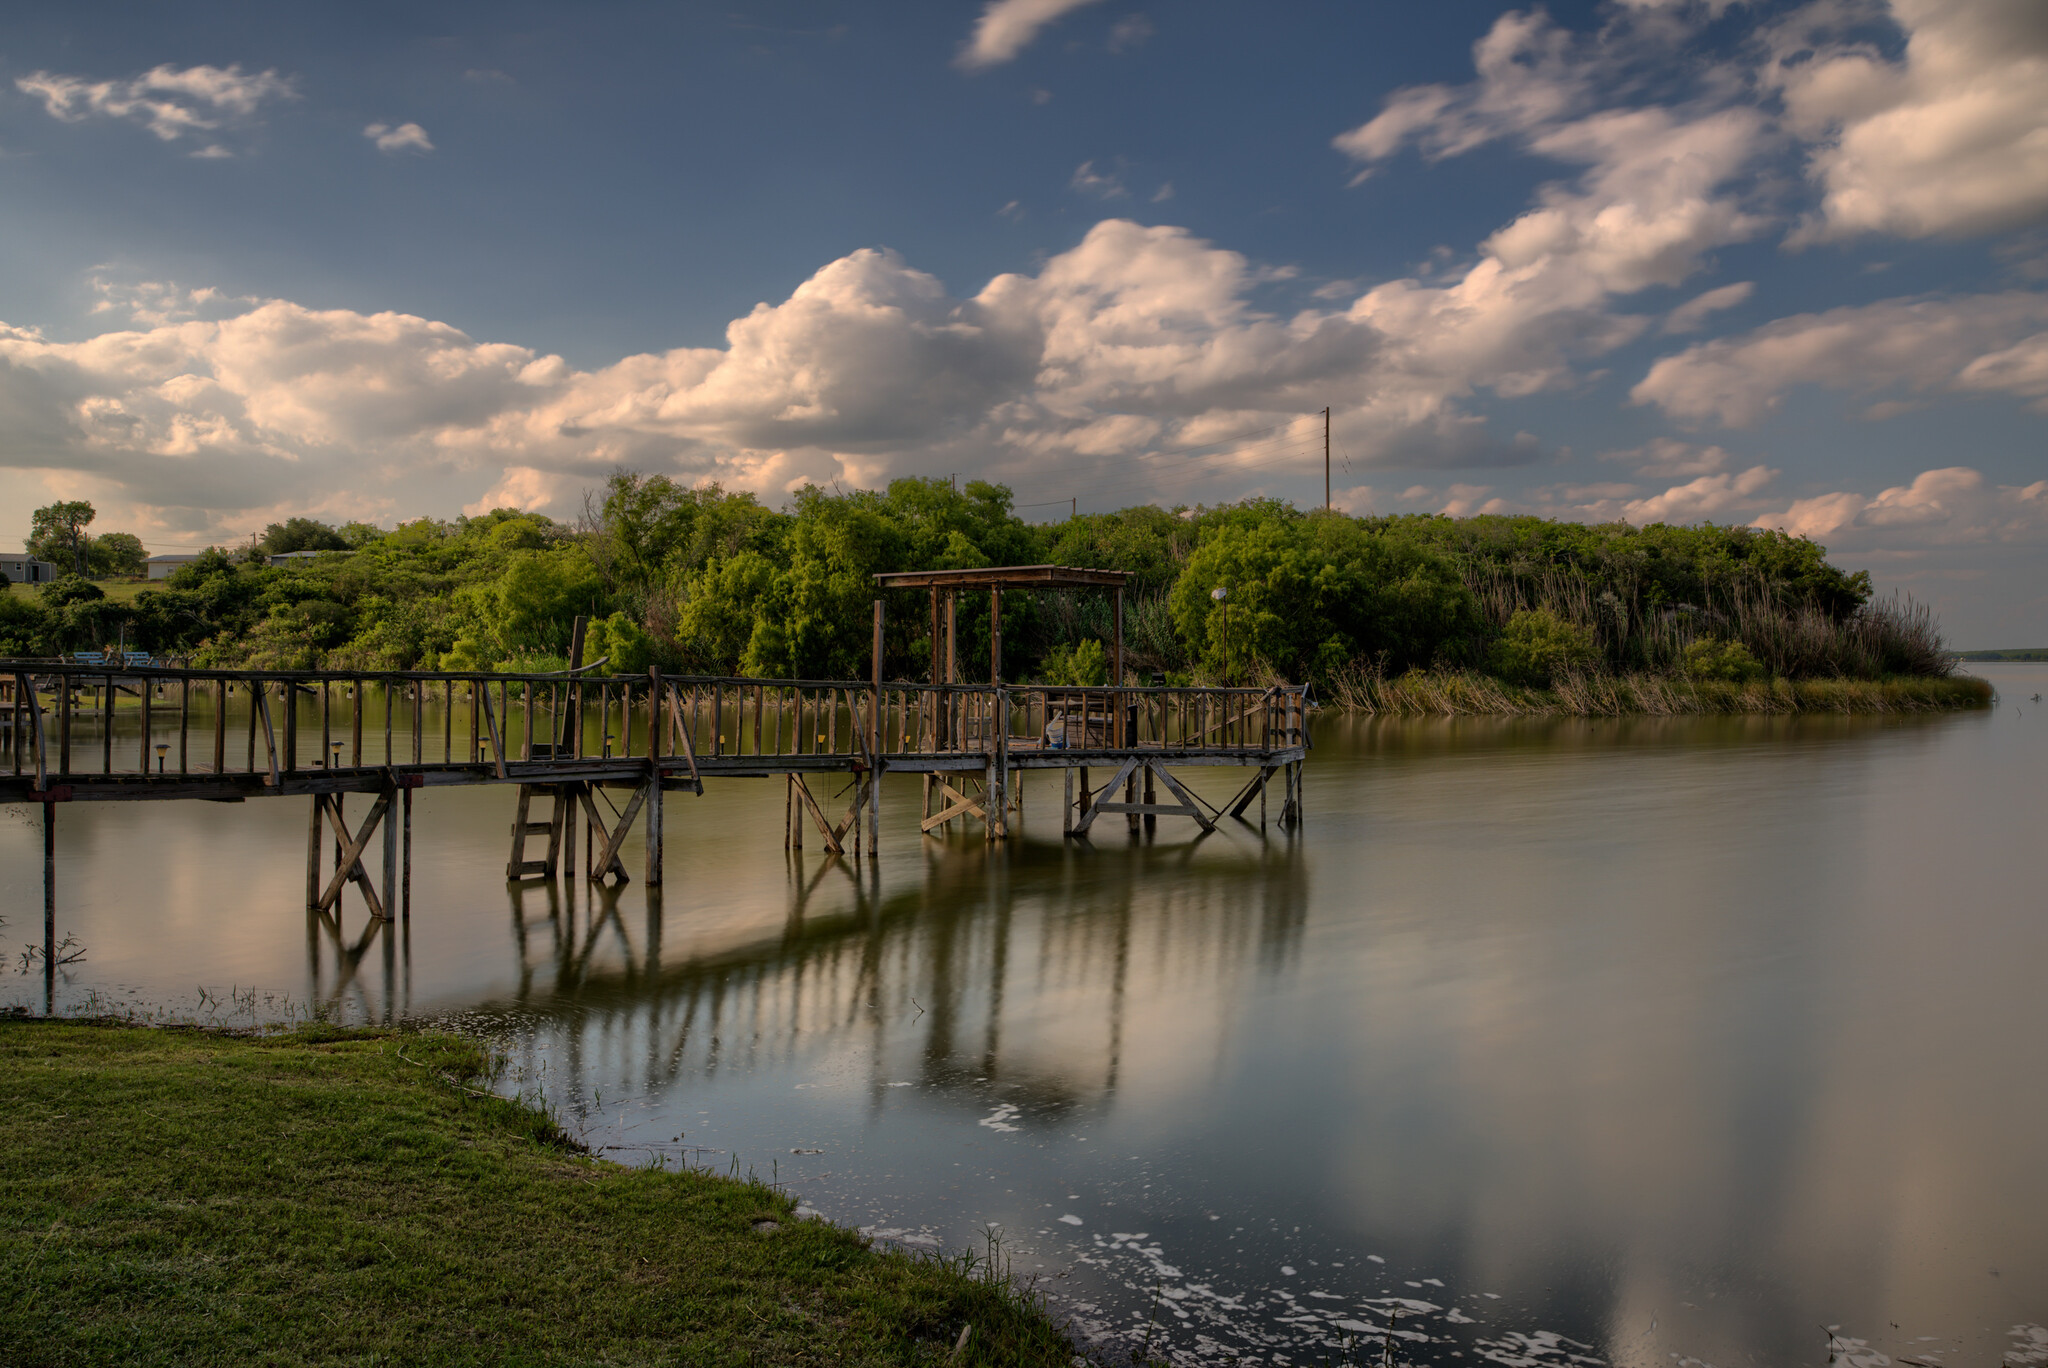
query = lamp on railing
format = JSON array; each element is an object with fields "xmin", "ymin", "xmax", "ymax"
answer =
[
  {"xmin": 603, "ymin": 731, "xmax": 615, "ymax": 759},
  {"xmin": 329, "ymin": 741, "xmax": 343, "ymax": 768},
  {"xmin": 154, "ymin": 742, "xmax": 167, "ymax": 774},
  {"xmin": 1210, "ymin": 586, "xmax": 1230, "ymax": 686}
]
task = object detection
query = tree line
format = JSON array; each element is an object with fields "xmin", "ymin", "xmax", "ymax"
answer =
[{"xmin": 3, "ymin": 474, "xmax": 1946, "ymax": 686}]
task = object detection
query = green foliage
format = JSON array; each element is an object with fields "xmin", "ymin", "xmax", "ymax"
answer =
[
  {"xmin": 258, "ymin": 516, "xmax": 351, "ymax": 555},
  {"xmin": 1488, "ymin": 607, "xmax": 1599, "ymax": 687},
  {"xmin": 27, "ymin": 500, "xmax": 94, "ymax": 573},
  {"xmin": 1682, "ymin": 636, "xmax": 1764, "ymax": 682},
  {"xmin": 87, "ymin": 531, "xmax": 147, "ymax": 577},
  {"xmin": 39, "ymin": 575, "xmax": 105, "ymax": 608},
  {"xmin": 439, "ymin": 634, "xmax": 488, "ymax": 672},
  {"xmin": 1, "ymin": 475, "xmax": 1935, "ymax": 692},
  {"xmin": 496, "ymin": 549, "xmax": 602, "ymax": 654},
  {"xmin": 1038, "ymin": 638, "xmax": 1109, "ymax": 686},
  {"xmin": 1170, "ymin": 509, "xmax": 1480, "ymax": 682},
  {"xmin": 583, "ymin": 611, "xmax": 655, "ymax": 674}
]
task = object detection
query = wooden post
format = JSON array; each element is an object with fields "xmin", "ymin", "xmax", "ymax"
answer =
[
  {"xmin": 279, "ymin": 681, "xmax": 294, "ymax": 775},
  {"xmin": 989, "ymin": 586, "xmax": 1002, "ymax": 684},
  {"xmin": 307, "ymin": 795, "xmax": 323, "ymax": 911},
  {"xmin": 1063, "ymin": 765, "xmax": 1074, "ymax": 837},
  {"xmin": 179, "ymin": 678, "xmax": 188, "ymax": 775},
  {"xmin": 645, "ymin": 769, "xmax": 664, "ymax": 886},
  {"xmin": 213, "ymin": 680, "xmax": 225, "ymax": 776},
  {"xmin": 381, "ymin": 787, "xmax": 397, "ymax": 917},
  {"xmin": 57, "ymin": 677, "xmax": 70, "ymax": 778},
  {"xmin": 1143, "ymin": 761, "xmax": 1156, "ymax": 837},
  {"xmin": 402, "ymin": 784, "xmax": 413, "ymax": 920},
  {"xmin": 1112, "ymin": 587, "xmax": 1125, "ymax": 746},
  {"xmin": 43, "ymin": 800, "xmax": 55, "ymax": 1009},
  {"xmin": 869, "ymin": 599, "xmax": 883, "ymax": 856}
]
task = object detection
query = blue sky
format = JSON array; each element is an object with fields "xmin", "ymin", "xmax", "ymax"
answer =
[{"xmin": 2, "ymin": 0, "xmax": 2043, "ymax": 643}]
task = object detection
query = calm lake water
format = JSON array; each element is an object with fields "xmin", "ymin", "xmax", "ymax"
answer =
[{"xmin": 6, "ymin": 665, "xmax": 2046, "ymax": 1367}]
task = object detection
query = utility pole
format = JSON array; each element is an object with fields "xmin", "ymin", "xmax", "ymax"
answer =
[
  {"xmin": 1324, "ymin": 406, "xmax": 1332, "ymax": 512},
  {"xmin": 1071, "ymin": 497, "xmax": 1076, "ymax": 522}
]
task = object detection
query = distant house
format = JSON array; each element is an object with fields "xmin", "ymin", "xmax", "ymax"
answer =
[
  {"xmin": 268, "ymin": 549, "xmax": 353, "ymax": 567},
  {"xmin": 0, "ymin": 555, "xmax": 59, "ymax": 584},
  {"xmin": 147, "ymin": 554, "xmax": 204, "ymax": 580}
]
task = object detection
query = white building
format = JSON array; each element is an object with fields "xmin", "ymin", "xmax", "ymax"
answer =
[
  {"xmin": 146, "ymin": 554, "xmax": 204, "ymax": 580},
  {"xmin": 0, "ymin": 555, "xmax": 59, "ymax": 584}
]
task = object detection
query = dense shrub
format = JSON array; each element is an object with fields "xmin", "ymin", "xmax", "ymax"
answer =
[{"xmin": 1488, "ymin": 608, "xmax": 1598, "ymax": 687}]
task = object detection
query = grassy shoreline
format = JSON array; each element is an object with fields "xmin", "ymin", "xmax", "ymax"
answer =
[
  {"xmin": 0, "ymin": 1020, "xmax": 1078, "ymax": 1367},
  {"xmin": 1328, "ymin": 670, "xmax": 1993, "ymax": 716}
]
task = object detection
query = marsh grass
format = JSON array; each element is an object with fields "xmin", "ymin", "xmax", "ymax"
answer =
[
  {"xmin": 1330, "ymin": 663, "xmax": 1991, "ymax": 716},
  {"xmin": 0, "ymin": 1020, "xmax": 1078, "ymax": 1368}
]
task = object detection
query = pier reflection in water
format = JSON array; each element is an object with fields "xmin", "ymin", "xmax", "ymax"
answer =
[{"xmin": 7, "ymin": 678, "xmax": 2048, "ymax": 1366}]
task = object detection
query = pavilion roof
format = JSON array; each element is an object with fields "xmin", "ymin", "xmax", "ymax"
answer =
[{"xmin": 872, "ymin": 564, "xmax": 1127, "ymax": 591}]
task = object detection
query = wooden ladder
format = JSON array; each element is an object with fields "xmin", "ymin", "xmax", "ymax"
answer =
[{"xmin": 506, "ymin": 784, "xmax": 568, "ymax": 880}]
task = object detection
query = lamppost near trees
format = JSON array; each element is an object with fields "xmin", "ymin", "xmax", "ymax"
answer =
[{"xmin": 1211, "ymin": 586, "xmax": 1230, "ymax": 685}]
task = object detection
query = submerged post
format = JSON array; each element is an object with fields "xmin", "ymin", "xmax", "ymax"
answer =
[
  {"xmin": 869, "ymin": 599, "xmax": 883, "ymax": 856},
  {"xmin": 43, "ymin": 798, "xmax": 56, "ymax": 1012}
]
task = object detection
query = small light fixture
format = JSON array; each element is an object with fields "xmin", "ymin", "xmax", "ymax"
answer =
[
  {"xmin": 1210, "ymin": 586, "xmax": 1228, "ymax": 602},
  {"xmin": 154, "ymin": 742, "xmax": 168, "ymax": 774},
  {"xmin": 329, "ymin": 741, "xmax": 344, "ymax": 768}
]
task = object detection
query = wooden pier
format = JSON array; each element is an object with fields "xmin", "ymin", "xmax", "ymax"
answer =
[{"xmin": 3, "ymin": 571, "xmax": 1310, "ymax": 941}]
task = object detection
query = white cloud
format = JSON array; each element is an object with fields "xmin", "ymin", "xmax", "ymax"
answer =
[
  {"xmin": 16, "ymin": 64, "xmax": 293, "ymax": 147},
  {"xmin": 365, "ymin": 122, "xmax": 434, "ymax": 154},
  {"xmin": 957, "ymin": 0, "xmax": 1108, "ymax": 70},
  {"xmin": 1633, "ymin": 291, "xmax": 2048, "ymax": 425},
  {"xmin": 1663, "ymin": 281, "xmax": 1753, "ymax": 334},
  {"xmin": 1070, "ymin": 160, "xmax": 1126, "ymax": 198},
  {"xmin": 1768, "ymin": 0, "xmax": 2048, "ymax": 241},
  {"xmin": 1755, "ymin": 467, "xmax": 2048, "ymax": 549},
  {"xmin": 1620, "ymin": 463, "xmax": 1775, "ymax": 523},
  {"xmin": 1600, "ymin": 436, "xmax": 1737, "ymax": 478}
]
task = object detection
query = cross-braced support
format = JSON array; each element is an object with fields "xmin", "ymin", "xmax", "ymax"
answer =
[
  {"xmin": 307, "ymin": 786, "xmax": 397, "ymax": 919},
  {"xmin": 577, "ymin": 781, "xmax": 646, "ymax": 885},
  {"xmin": 1066, "ymin": 759, "xmax": 1217, "ymax": 837},
  {"xmin": 786, "ymin": 772, "xmax": 871, "ymax": 855}
]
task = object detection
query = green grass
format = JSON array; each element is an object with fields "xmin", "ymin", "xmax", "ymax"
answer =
[
  {"xmin": 5, "ymin": 578, "xmax": 155, "ymax": 605},
  {"xmin": 0, "ymin": 1021, "xmax": 1078, "ymax": 1367},
  {"xmin": 1328, "ymin": 667, "xmax": 1994, "ymax": 715}
]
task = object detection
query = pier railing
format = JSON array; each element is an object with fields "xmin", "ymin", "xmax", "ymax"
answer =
[{"xmin": 4, "ymin": 663, "xmax": 1309, "ymax": 789}]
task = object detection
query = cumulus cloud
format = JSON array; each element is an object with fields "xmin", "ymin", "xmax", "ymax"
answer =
[
  {"xmin": 1755, "ymin": 467, "xmax": 2048, "ymax": 548},
  {"xmin": 1633, "ymin": 291, "xmax": 2048, "ymax": 425},
  {"xmin": 1768, "ymin": 0, "xmax": 2048, "ymax": 241},
  {"xmin": 957, "ymin": 0, "xmax": 1108, "ymax": 70},
  {"xmin": 16, "ymin": 63, "xmax": 293, "ymax": 148},
  {"xmin": 365, "ymin": 122, "xmax": 433, "ymax": 154}
]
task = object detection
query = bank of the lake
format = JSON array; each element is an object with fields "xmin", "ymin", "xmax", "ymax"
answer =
[
  {"xmin": 0, "ymin": 1021, "xmax": 1076, "ymax": 1368},
  {"xmin": 1330, "ymin": 669, "xmax": 1992, "ymax": 715}
]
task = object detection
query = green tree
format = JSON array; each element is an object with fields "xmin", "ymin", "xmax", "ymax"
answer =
[
  {"xmin": 258, "ymin": 517, "xmax": 351, "ymax": 556},
  {"xmin": 496, "ymin": 549, "xmax": 603, "ymax": 654},
  {"xmin": 28, "ymin": 501, "xmax": 95, "ymax": 575},
  {"xmin": 88, "ymin": 531, "xmax": 148, "ymax": 577},
  {"xmin": 1171, "ymin": 512, "xmax": 1480, "ymax": 683}
]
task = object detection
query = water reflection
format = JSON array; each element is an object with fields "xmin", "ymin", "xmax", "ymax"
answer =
[{"xmin": 482, "ymin": 835, "xmax": 1308, "ymax": 1139}]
